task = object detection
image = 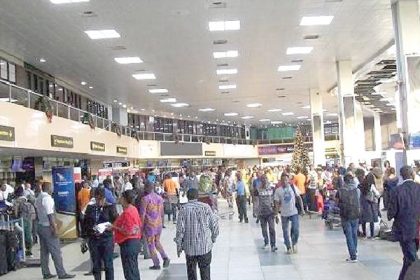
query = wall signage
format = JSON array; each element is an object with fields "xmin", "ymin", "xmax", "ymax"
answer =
[
  {"xmin": 51, "ymin": 135, "xmax": 74, "ymax": 148},
  {"xmin": 90, "ymin": 141, "xmax": 105, "ymax": 152},
  {"xmin": 258, "ymin": 143, "xmax": 313, "ymax": 156},
  {"xmin": 103, "ymin": 161, "xmax": 130, "ymax": 168},
  {"xmin": 0, "ymin": 125, "xmax": 15, "ymax": 141},
  {"xmin": 116, "ymin": 146, "xmax": 128, "ymax": 155},
  {"xmin": 205, "ymin": 151, "xmax": 216, "ymax": 157}
]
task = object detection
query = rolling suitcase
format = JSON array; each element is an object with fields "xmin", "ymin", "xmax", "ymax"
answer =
[{"xmin": 0, "ymin": 231, "xmax": 7, "ymax": 275}]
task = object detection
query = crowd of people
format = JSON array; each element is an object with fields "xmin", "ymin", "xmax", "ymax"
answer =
[{"xmin": 0, "ymin": 159, "xmax": 419, "ymax": 280}]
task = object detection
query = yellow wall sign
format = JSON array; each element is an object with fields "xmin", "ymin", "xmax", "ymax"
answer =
[
  {"xmin": 51, "ymin": 135, "xmax": 74, "ymax": 148},
  {"xmin": 116, "ymin": 146, "xmax": 127, "ymax": 155},
  {"xmin": 90, "ymin": 141, "xmax": 105, "ymax": 152},
  {"xmin": 205, "ymin": 151, "xmax": 216, "ymax": 156},
  {"xmin": 0, "ymin": 125, "xmax": 15, "ymax": 141}
]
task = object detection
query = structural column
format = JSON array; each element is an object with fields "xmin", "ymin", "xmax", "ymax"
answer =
[
  {"xmin": 336, "ymin": 60, "xmax": 360, "ymax": 166},
  {"xmin": 310, "ymin": 89, "xmax": 325, "ymax": 166},
  {"xmin": 373, "ymin": 112, "xmax": 382, "ymax": 153},
  {"xmin": 112, "ymin": 106, "xmax": 128, "ymax": 126},
  {"xmin": 391, "ymin": 0, "xmax": 420, "ymax": 164}
]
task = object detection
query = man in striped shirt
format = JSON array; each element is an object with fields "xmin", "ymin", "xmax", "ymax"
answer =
[{"xmin": 174, "ymin": 188, "xmax": 219, "ymax": 280}]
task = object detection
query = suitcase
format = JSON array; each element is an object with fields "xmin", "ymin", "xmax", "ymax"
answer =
[
  {"xmin": 0, "ymin": 231, "xmax": 7, "ymax": 275},
  {"xmin": 6, "ymin": 230, "xmax": 18, "ymax": 271}
]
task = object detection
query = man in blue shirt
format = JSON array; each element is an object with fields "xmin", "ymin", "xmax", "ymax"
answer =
[{"xmin": 236, "ymin": 172, "xmax": 248, "ymax": 223}]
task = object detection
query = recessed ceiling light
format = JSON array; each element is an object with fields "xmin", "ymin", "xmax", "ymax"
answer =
[
  {"xmin": 141, "ymin": 108, "xmax": 145, "ymax": 111},
  {"xmin": 213, "ymin": 50, "xmax": 239, "ymax": 58},
  {"xmin": 209, "ymin": 20, "xmax": 240, "ymax": 31},
  {"xmin": 282, "ymin": 112, "xmax": 294, "ymax": 116},
  {"xmin": 268, "ymin": 108, "xmax": 282, "ymax": 112},
  {"xmin": 113, "ymin": 99, "xmax": 118, "ymax": 103},
  {"xmin": 224, "ymin": 112, "xmax": 238, "ymax": 116},
  {"xmin": 50, "ymin": 0, "xmax": 89, "ymax": 4},
  {"xmin": 160, "ymin": 98, "xmax": 177, "ymax": 103},
  {"xmin": 259, "ymin": 119, "xmax": 271, "ymax": 122},
  {"xmin": 132, "ymin": 73, "xmax": 156, "ymax": 80},
  {"xmin": 247, "ymin": 103, "xmax": 262, "ymax": 108},
  {"xmin": 271, "ymin": 121, "xmax": 283, "ymax": 124},
  {"xmin": 118, "ymin": 102, "xmax": 122, "ymax": 105},
  {"xmin": 219, "ymin": 84, "xmax": 236, "ymax": 90},
  {"xmin": 297, "ymin": 116, "xmax": 308, "ymax": 119},
  {"xmin": 300, "ymin": 16, "xmax": 334, "ymax": 26},
  {"xmin": 302, "ymin": 105, "xmax": 310, "ymax": 109},
  {"xmin": 39, "ymin": 58, "xmax": 46, "ymax": 63},
  {"xmin": 114, "ymin": 57, "xmax": 143, "ymax": 64},
  {"xmin": 81, "ymin": 81, "xmax": 87, "ymax": 85},
  {"xmin": 241, "ymin": 116, "xmax": 254, "ymax": 119},
  {"xmin": 216, "ymin": 68, "xmax": 238, "ymax": 75},
  {"xmin": 122, "ymin": 104, "xmax": 127, "ymax": 108},
  {"xmin": 148, "ymin": 88, "xmax": 168, "ymax": 94},
  {"xmin": 286, "ymin": 47, "xmax": 313, "ymax": 55},
  {"xmin": 171, "ymin": 103, "xmax": 189, "ymax": 108},
  {"xmin": 89, "ymin": 86, "xmax": 93, "ymax": 89},
  {"xmin": 84, "ymin": 29, "xmax": 121, "ymax": 40},
  {"xmin": 278, "ymin": 65, "xmax": 301, "ymax": 72},
  {"xmin": 199, "ymin": 108, "xmax": 215, "ymax": 112}
]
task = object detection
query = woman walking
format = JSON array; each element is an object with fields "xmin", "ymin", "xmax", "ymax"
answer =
[{"xmin": 358, "ymin": 170, "xmax": 380, "ymax": 239}]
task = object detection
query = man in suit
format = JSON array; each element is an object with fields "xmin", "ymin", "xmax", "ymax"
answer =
[{"xmin": 388, "ymin": 165, "xmax": 420, "ymax": 280}]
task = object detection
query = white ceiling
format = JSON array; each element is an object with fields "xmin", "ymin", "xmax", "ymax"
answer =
[{"xmin": 0, "ymin": 0, "xmax": 395, "ymax": 126}]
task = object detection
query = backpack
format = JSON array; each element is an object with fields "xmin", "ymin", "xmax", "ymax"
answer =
[
  {"xmin": 21, "ymin": 200, "xmax": 36, "ymax": 221},
  {"xmin": 338, "ymin": 188, "xmax": 360, "ymax": 220}
]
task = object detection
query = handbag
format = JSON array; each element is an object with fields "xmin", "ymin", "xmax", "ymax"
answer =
[
  {"xmin": 291, "ymin": 185, "xmax": 303, "ymax": 215},
  {"xmin": 365, "ymin": 184, "xmax": 378, "ymax": 203}
]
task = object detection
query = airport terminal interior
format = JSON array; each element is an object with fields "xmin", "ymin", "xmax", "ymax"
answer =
[{"xmin": 0, "ymin": 0, "xmax": 420, "ymax": 279}]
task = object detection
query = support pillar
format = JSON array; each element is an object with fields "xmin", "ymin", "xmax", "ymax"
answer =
[
  {"xmin": 373, "ymin": 113, "xmax": 382, "ymax": 153},
  {"xmin": 310, "ymin": 89, "xmax": 325, "ymax": 166},
  {"xmin": 391, "ymin": 0, "xmax": 420, "ymax": 164},
  {"xmin": 112, "ymin": 106, "xmax": 128, "ymax": 126}
]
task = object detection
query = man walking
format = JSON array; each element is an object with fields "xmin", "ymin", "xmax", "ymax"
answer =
[
  {"xmin": 388, "ymin": 166, "xmax": 420, "ymax": 280},
  {"xmin": 274, "ymin": 173, "xmax": 304, "ymax": 254},
  {"xmin": 236, "ymin": 172, "xmax": 248, "ymax": 223},
  {"xmin": 35, "ymin": 182, "xmax": 75, "ymax": 279},
  {"xmin": 258, "ymin": 175, "xmax": 277, "ymax": 252},
  {"xmin": 336, "ymin": 172, "xmax": 361, "ymax": 263},
  {"xmin": 175, "ymin": 188, "xmax": 219, "ymax": 280}
]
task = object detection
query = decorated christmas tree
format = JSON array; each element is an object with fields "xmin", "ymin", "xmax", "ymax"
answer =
[{"xmin": 291, "ymin": 126, "xmax": 310, "ymax": 174}]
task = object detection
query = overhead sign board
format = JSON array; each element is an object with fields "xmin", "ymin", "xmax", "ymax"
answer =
[
  {"xmin": 116, "ymin": 146, "xmax": 128, "ymax": 155},
  {"xmin": 205, "ymin": 151, "xmax": 216, "ymax": 157},
  {"xmin": 51, "ymin": 135, "xmax": 74, "ymax": 148},
  {"xmin": 0, "ymin": 125, "xmax": 15, "ymax": 141},
  {"xmin": 90, "ymin": 141, "xmax": 105, "ymax": 152}
]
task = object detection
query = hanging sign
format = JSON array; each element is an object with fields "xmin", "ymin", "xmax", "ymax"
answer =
[
  {"xmin": 116, "ymin": 146, "xmax": 128, "ymax": 155},
  {"xmin": 0, "ymin": 125, "xmax": 15, "ymax": 141},
  {"xmin": 90, "ymin": 141, "xmax": 105, "ymax": 152},
  {"xmin": 51, "ymin": 135, "xmax": 74, "ymax": 148}
]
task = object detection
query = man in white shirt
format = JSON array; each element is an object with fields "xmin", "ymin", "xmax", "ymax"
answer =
[
  {"xmin": 91, "ymin": 175, "xmax": 99, "ymax": 189},
  {"xmin": 123, "ymin": 174, "xmax": 133, "ymax": 191},
  {"xmin": 24, "ymin": 182, "xmax": 35, "ymax": 198}
]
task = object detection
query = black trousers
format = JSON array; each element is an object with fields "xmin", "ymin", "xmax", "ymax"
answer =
[
  {"xmin": 259, "ymin": 214, "xmax": 276, "ymax": 247},
  {"xmin": 236, "ymin": 195, "xmax": 248, "ymax": 222},
  {"xmin": 186, "ymin": 251, "xmax": 212, "ymax": 280},
  {"xmin": 120, "ymin": 239, "xmax": 141, "ymax": 280},
  {"xmin": 89, "ymin": 237, "xmax": 114, "ymax": 280}
]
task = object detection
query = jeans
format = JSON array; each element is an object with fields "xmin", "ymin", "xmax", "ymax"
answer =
[
  {"xmin": 23, "ymin": 218, "xmax": 33, "ymax": 254},
  {"xmin": 362, "ymin": 222, "xmax": 375, "ymax": 238},
  {"xmin": 342, "ymin": 219, "xmax": 359, "ymax": 260},
  {"xmin": 89, "ymin": 237, "xmax": 114, "ymax": 280},
  {"xmin": 37, "ymin": 225, "xmax": 67, "ymax": 278},
  {"xmin": 146, "ymin": 234, "xmax": 168, "ymax": 266},
  {"xmin": 281, "ymin": 214, "xmax": 299, "ymax": 249},
  {"xmin": 120, "ymin": 239, "xmax": 141, "ymax": 280},
  {"xmin": 236, "ymin": 195, "xmax": 248, "ymax": 222},
  {"xmin": 300, "ymin": 194, "xmax": 308, "ymax": 212},
  {"xmin": 259, "ymin": 214, "xmax": 276, "ymax": 247},
  {"xmin": 186, "ymin": 251, "xmax": 212, "ymax": 280},
  {"xmin": 171, "ymin": 203, "xmax": 178, "ymax": 221},
  {"xmin": 398, "ymin": 239, "xmax": 418, "ymax": 280}
]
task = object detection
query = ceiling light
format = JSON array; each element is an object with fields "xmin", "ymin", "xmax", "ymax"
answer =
[
  {"xmin": 199, "ymin": 108, "xmax": 215, "ymax": 112},
  {"xmin": 327, "ymin": 113, "xmax": 338, "ymax": 117},
  {"xmin": 132, "ymin": 73, "xmax": 156, "ymax": 80},
  {"xmin": 171, "ymin": 103, "xmax": 189, "ymax": 108},
  {"xmin": 114, "ymin": 57, "xmax": 143, "ymax": 64},
  {"xmin": 247, "ymin": 103, "xmax": 262, "ymax": 108},
  {"xmin": 160, "ymin": 98, "xmax": 177, "ymax": 103},
  {"xmin": 271, "ymin": 121, "xmax": 283, "ymax": 124},
  {"xmin": 84, "ymin": 29, "xmax": 121, "ymax": 40},
  {"xmin": 268, "ymin": 108, "xmax": 282, "ymax": 112},
  {"xmin": 148, "ymin": 88, "xmax": 168, "ymax": 94},
  {"xmin": 302, "ymin": 105, "xmax": 310, "ymax": 109},
  {"xmin": 113, "ymin": 99, "xmax": 118, "ymax": 103},
  {"xmin": 224, "ymin": 112, "xmax": 238, "ymax": 116},
  {"xmin": 122, "ymin": 104, "xmax": 127, "ymax": 108},
  {"xmin": 213, "ymin": 50, "xmax": 239, "ymax": 58},
  {"xmin": 39, "ymin": 58, "xmax": 46, "ymax": 63},
  {"xmin": 118, "ymin": 102, "xmax": 122, "ymax": 105},
  {"xmin": 259, "ymin": 119, "xmax": 271, "ymax": 122},
  {"xmin": 209, "ymin": 20, "xmax": 240, "ymax": 31},
  {"xmin": 241, "ymin": 116, "xmax": 254, "ymax": 119},
  {"xmin": 278, "ymin": 65, "xmax": 301, "ymax": 72},
  {"xmin": 282, "ymin": 112, "xmax": 294, "ymax": 116},
  {"xmin": 286, "ymin": 47, "xmax": 313, "ymax": 55},
  {"xmin": 81, "ymin": 81, "xmax": 87, "ymax": 85},
  {"xmin": 50, "ymin": 0, "xmax": 89, "ymax": 4},
  {"xmin": 219, "ymin": 84, "xmax": 236, "ymax": 90},
  {"xmin": 89, "ymin": 86, "xmax": 93, "ymax": 89},
  {"xmin": 300, "ymin": 16, "xmax": 334, "ymax": 26},
  {"xmin": 297, "ymin": 116, "xmax": 308, "ymax": 119},
  {"xmin": 216, "ymin": 68, "xmax": 237, "ymax": 75}
]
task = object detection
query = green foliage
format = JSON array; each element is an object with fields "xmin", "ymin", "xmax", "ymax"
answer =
[{"xmin": 291, "ymin": 126, "xmax": 310, "ymax": 174}]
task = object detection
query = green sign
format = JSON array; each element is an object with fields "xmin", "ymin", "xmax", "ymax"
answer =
[
  {"xmin": 91, "ymin": 141, "xmax": 105, "ymax": 152},
  {"xmin": 0, "ymin": 125, "xmax": 15, "ymax": 142},
  {"xmin": 116, "ymin": 146, "xmax": 127, "ymax": 155},
  {"xmin": 205, "ymin": 151, "xmax": 216, "ymax": 157},
  {"xmin": 51, "ymin": 135, "xmax": 74, "ymax": 148}
]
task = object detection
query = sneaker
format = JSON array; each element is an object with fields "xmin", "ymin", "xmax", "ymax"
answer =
[
  {"xmin": 245, "ymin": 218, "xmax": 249, "ymax": 223},
  {"xmin": 43, "ymin": 274, "xmax": 57, "ymax": 279},
  {"xmin": 271, "ymin": 246, "xmax": 278, "ymax": 252},
  {"xmin": 286, "ymin": 248, "xmax": 293, "ymax": 255},
  {"xmin": 292, "ymin": 245, "xmax": 298, "ymax": 254},
  {"xmin": 84, "ymin": 272, "xmax": 93, "ymax": 276},
  {"xmin": 163, "ymin": 258, "xmax": 170, "ymax": 268},
  {"xmin": 262, "ymin": 243, "xmax": 268, "ymax": 249},
  {"xmin": 345, "ymin": 258, "xmax": 358, "ymax": 263},
  {"xmin": 256, "ymin": 219, "xmax": 259, "ymax": 224},
  {"xmin": 149, "ymin": 265, "xmax": 161, "ymax": 270},
  {"xmin": 58, "ymin": 274, "xmax": 76, "ymax": 279}
]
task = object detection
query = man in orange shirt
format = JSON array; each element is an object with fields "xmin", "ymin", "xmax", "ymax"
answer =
[
  {"xmin": 293, "ymin": 167, "xmax": 308, "ymax": 212},
  {"xmin": 78, "ymin": 181, "xmax": 91, "ymax": 212},
  {"xmin": 163, "ymin": 174, "xmax": 179, "ymax": 224}
]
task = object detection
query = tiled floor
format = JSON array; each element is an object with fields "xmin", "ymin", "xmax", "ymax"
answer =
[{"xmin": 2, "ymin": 200, "xmax": 404, "ymax": 280}]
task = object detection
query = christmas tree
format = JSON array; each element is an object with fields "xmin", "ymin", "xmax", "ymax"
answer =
[{"xmin": 291, "ymin": 126, "xmax": 310, "ymax": 174}]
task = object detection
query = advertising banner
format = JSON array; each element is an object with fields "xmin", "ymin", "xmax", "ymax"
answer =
[{"xmin": 258, "ymin": 143, "xmax": 313, "ymax": 156}]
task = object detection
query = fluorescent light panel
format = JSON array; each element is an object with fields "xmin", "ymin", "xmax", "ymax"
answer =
[
  {"xmin": 241, "ymin": 116, "xmax": 254, "ymax": 119},
  {"xmin": 247, "ymin": 103, "xmax": 262, "ymax": 108},
  {"xmin": 282, "ymin": 112, "xmax": 294, "ymax": 116},
  {"xmin": 271, "ymin": 121, "xmax": 283, "ymax": 124},
  {"xmin": 297, "ymin": 116, "xmax": 308, "ymax": 119},
  {"xmin": 259, "ymin": 119, "xmax": 271, "ymax": 122},
  {"xmin": 148, "ymin": 88, "xmax": 168, "ymax": 93},
  {"xmin": 268, "ymin": 108, "xmax": 282, "ymax": 112},
  {"xmin": 50, "ymin": 0, "xmax": 88, "ymax": 3},
  {"xmin": 84, "ymin": 29, "xmax": 120, "ymax": 40},
  {"xmin": 171, "ymin": 103, "xmax": 189, "ymax": 108},
  {"xmin": 300, "ymin": 16, "xmax": 334, "ymax": 26},
  {"xmin": 224, "ymin": 112, "xmax": 238, "ymax": 116},
  {"xmin": 114, "ymin": 57, "xmax": 143, "ymax": 64},
  {"xmin": 278, "ymin": 65, "xmax": 301, "ymax": 72},
  {"xmin": 216, "ymin": 68, "xmax": 238, "ymax": 75},
  {"xmin": 132, "ymin": 73, "xmax": 156, "ymax": 80},
  {"xmin": 219, "ymin": 84, "xmax": 236, "ymax": 90},
  {"xmin": 209, "ymin": 20, "xmax": 240, "ymax": 31},
  {"xmin": 213, "ymin": 50, "xmax": 239, "ymax": 58},
  {"xmin": 160, "ymin": 98, "xmax": 176, "ymax": 103},
  {"xmin": 287, "ymin": 47, "xmax": 313, "ymax": 55},
  {"xmin": 199, "ymin": 108, "xmax": 215, "ymax": 112}
]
